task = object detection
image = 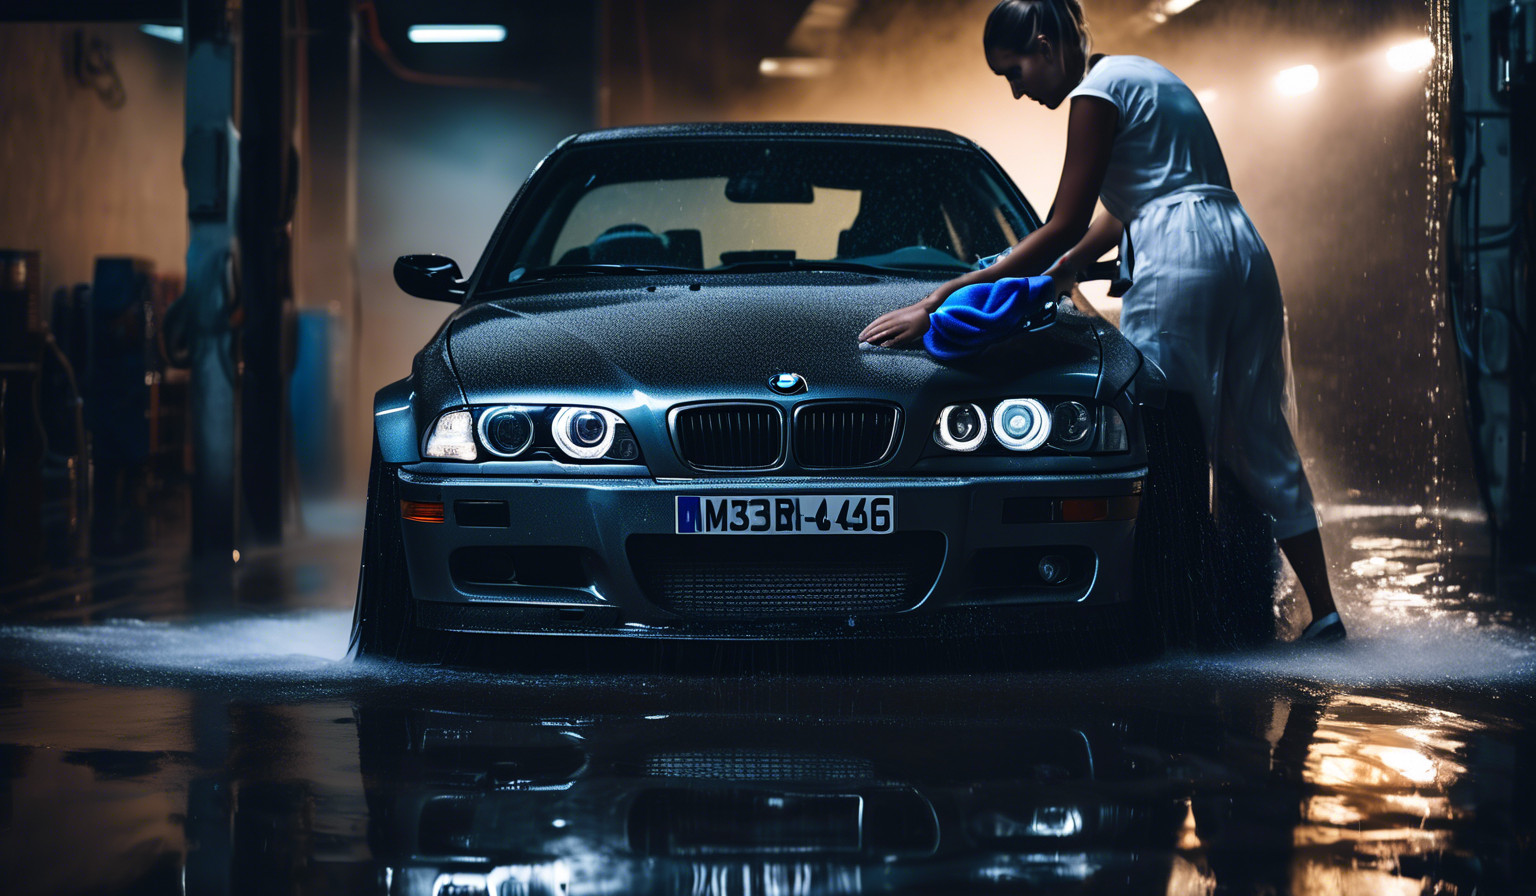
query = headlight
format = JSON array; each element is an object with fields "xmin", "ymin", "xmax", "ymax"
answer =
[
  {"xmin": 992, "ymin": 398, "xmax": 1051, "ymax": 451},
  {"xmin": 933, "ymin": 403, "xmax": 988, "ymax": 452},
  {"xmin": 1095, "ymin": 406, "xmax": 1129, "ymax": 453},
  {"xmin": 477, "ymin": 406, "xmax": 535, "ymax": 457},
  {"xmin": 552, "ymin": 407, "xmax": 616, "ymax": 459},
  {"xmin": 1049, "ymin": 401, "xmax": 1094, "ymax": 451},
  {"xmin": 423, "ymin": 410, "xmax": 478, "ymax": 460}
]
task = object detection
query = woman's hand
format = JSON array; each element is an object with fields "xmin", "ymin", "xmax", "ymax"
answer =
[
  {"xmin": 1045, "ymin": 266, "xmax": 1076, "ymax": 302},
  {"xmin": 859, "ymin": 300, "xmax": 933, "ymax": 347}
]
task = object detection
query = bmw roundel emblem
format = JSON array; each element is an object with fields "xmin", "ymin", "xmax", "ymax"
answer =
[{"xmin": 769, "ymin": 372, "xmax": 808, "ymax": 395}]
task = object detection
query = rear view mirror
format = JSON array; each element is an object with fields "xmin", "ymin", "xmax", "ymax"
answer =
[
  {"xmin": 725, "ymin": 173, "xmax": 814, "ymax": 203},
  {"xmin": 394, "ymin": 254, "xmax": 467, "ymax": 303}
]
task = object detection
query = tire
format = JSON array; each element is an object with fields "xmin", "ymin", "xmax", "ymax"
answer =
[
  {"xmin": 1136, "ymin": 394, "xmax": 1279, "ymax": 652},
  {"xmin": 347, "ymin": 437, "xmax": 421, "ymax": 661}
]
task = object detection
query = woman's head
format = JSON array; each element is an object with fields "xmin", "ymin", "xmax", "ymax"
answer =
[{"xmin": 983, "ymin": 0, "xmax": 1091, "ymax": 109}]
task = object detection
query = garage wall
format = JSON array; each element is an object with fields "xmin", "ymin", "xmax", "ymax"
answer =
[
  {"xmin": 349, "ymin": 32, "xmax": 597, "ymax": 485},
  {"xmin": 0, "ymin": 23, "xmax": 186, "ymax": 295}
]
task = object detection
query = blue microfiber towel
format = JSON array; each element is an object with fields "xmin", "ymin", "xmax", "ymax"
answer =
[{"xmin": 923, "ymin": 276, "xmax": 1056, "ymax": 360}]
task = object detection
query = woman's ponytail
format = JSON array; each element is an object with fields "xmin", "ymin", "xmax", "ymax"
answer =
[{"xmin": 983, "ymin": 0, "xmax": 1091, "ymax": 80}]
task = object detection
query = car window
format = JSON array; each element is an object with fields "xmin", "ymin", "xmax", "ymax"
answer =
[
  {"xmin": 490, "ymin": 139, "xmax": 1036, "ymax": 283},
  {"xmin": 550, "ymin": 179, "xmax": 862, "ymax": 269}
]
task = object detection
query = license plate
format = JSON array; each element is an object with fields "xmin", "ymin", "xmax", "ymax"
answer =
[{"xmin": 676, "ymin": 495, "xmax": 894, "ymax": 535}]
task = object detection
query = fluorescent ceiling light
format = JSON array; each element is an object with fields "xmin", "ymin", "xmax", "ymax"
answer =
[
  {"xmin": 1386, "ymin": 38, "xmax": 1435, "ymax": 72},
  {"xmin": 1274, "ymin": 64, "xmax": 1320, "ymax": 96},
  {"xmin": 140, "ymin": 24, "xmax": 184, "ymax": 43},
  {"xmin": 406, "ymin": 25, "xmax": 507, "ymax": 44},
  {"xmin": 759, "ymin": 57, "xmax": 836, "ymax": 78},
  {"xmin": 1163, "ymin": 0, "xmax": 1203, "ymax": 14}
]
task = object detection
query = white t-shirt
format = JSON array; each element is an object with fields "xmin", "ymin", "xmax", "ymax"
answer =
[{"xmin": 1066, "ymin": 55, "xmax": 1231, "ymax": 222}]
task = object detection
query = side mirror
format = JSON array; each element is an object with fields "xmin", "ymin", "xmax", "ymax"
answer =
[{"xmin": 394, "ymin": 254, "xmax": 467, "ymax": 303}]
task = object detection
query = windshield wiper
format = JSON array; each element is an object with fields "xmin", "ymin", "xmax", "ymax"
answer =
[
  {"xmin": 510, "ymin": 259, "xmax": 965, "ymax": 284},
  {"xmin": 511, "ymin": 264, "xmax": 698, "ymax": 282},
  {"xmin": 711, "ymin": 259, "xmax": 903, "ymax": 275}
]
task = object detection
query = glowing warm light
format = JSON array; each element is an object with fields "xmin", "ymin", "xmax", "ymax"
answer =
[
  {"xmin": 406, "ymin": 25, "xmax": 508, "ymax": 44},
  {"xmin": 140, "ymin": 24, "xmax": 184, "ymax": 43},
  {"xmin": 1387, "ymin": 38, "xmax": 1436, "ymax": 72},
  {"xmin": 1375, "ymin": 746, "xmax": 1439, "ymax": 783},
  {"xmin": 1195, "ymin": 88, "xmax": 1218, "ymax": 106},
  {"xmin": 1274, "ymin": 64, "xmax": 1320, "ymax": 96},
  {"xmin": 1175, "ymin": 801, "xmax": 1202, "ymax": 850},
  {"xmin": 759, "ymin": 57, "xmax": 836, "ymax": 78},
  {"xmin": 231, "ymin": 549, "xmax": 241, "ymax": 562},
  {"xmin": 1163, "ymin": 0, "xmax": 1204, "ymax": 14}
]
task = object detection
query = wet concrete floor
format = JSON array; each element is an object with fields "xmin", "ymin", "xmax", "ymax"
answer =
[{"xmin": 1, "ymin": 503, "xmax": 1534, "ymax": 895}]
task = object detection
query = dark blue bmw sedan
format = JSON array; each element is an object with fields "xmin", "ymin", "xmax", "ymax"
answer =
[{"xmin": 349, "ymin": 122, "xmax": 1167, "ymax": 661}]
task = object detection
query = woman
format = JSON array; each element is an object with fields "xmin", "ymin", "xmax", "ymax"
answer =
[{"xmin": 859, "ymin": 0, "xmax": 1346, "ymax": 643}]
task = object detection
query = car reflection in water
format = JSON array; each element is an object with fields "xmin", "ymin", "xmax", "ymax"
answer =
[{"xmin": 354, "ymin": 698, "xmax": 1340, "ymax": 895}]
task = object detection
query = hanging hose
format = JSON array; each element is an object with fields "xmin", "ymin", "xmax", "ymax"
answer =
[{"xmin": 40, "ymin": 329, "xmax": 91, "ymax": 562}]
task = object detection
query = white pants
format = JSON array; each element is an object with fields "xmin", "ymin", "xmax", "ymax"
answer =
[{"xmin": 1121, "ymin": 186, "xmax": 1319, "ymax": 540}]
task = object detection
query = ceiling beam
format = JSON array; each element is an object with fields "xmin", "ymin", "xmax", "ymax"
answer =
[{"xmin": 0, "ymin": 1, "xmax": 181, "ymax": 22}]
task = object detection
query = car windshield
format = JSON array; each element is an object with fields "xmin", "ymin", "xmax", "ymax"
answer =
[{"xmin": 487, "ymin": 138, "xmax": 1035, "ymax": 285}]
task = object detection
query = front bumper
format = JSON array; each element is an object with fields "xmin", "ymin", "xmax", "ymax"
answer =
[{"xmin": 393, "ymin": 467, "xmax": 1145, "ymax": 640}]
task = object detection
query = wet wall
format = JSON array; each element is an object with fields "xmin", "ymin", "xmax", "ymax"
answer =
[
  {"xmin": 352, "ymin": 19, "xmax": 596, "ymax": 490},
  {"xmin": 0, "ymin": 23, "xmax": 186, "ymax": 292}
]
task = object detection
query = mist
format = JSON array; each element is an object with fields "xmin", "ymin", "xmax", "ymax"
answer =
[{"xmin": 723, "ymin": 0, "xmax": 1472, "ymax": 510}]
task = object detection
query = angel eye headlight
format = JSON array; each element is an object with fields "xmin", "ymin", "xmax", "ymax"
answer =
[
  {"xmin": 992, "ymin": 398, "xmax": 1051, "ymax": 451},
  {"xmin": 477, "ymin": 407, "xmax": 535, "ymax": 457},
  {"xmin": 423, "ymin": 409, "xmax": 478, "ymax": 461},
  {"xmin": 552, "ymin": 406, "xmax": 617, "ymax": 459},
  {"xmin": 933, "ymin": 403, "xmax": 988, "ymax": 452},
  {"xmin": 1049, "ymin": 401, "xmax": 1095, "ymax": 450}
]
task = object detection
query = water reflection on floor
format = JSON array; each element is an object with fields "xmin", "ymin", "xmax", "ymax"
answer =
[{"xmin": 0, "ymin": 505, "xmax": 1532, "ymax": 894}]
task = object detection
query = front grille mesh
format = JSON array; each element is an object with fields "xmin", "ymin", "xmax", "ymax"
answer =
[
  {"xmin": 644, "ymin": 752, "xmax": 876, "ymax": 781},
  {"xmin": 794, "ymin": 403, "xmax": 900, "ymax": 468},
  {"xmin": 627, "ymin": 533, "xmax": 943, "ymax": 619},
  {"xmin": 674, "ymin": 404, "xmax": 782, "ymax": 470}
]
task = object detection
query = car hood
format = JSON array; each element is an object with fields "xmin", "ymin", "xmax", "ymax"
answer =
[{"xmin": 444, "ymin": 272, "xmax": 1107, "ymax": 404}]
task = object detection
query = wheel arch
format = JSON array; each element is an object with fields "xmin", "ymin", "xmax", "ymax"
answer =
[{"xmin": 374, "ymin": 378, "xmax": 421, "ymax": 464}]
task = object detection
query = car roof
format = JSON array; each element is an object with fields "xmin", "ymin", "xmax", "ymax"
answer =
[{"xmin": 561, "ymin": 121, "xmax": 981, "ymax": 149}]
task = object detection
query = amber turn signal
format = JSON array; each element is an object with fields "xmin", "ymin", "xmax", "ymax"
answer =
[
  {"xmin": 400, "ymin": 500, "xmax": 445, "ymax": 523},
  {"xmin": 1058, "ymin": 496, "xmax": 1141, "ymax": 522}
]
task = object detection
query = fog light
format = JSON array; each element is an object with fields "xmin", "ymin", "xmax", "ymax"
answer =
[
  {"xmin": 992, "ymin": 398, "xmax": 1051, "ymax": 451},
  {"xmin": 552, "ymin": 407, "xmax": 616, "ymax": 459},
  {"xmin": 933, "ymin": 403, "xmax": 988, "ymax": 451},
  {"xmin": 477, "ymin": 406, "xmax": 535, "ymax": 457},
  {"xmin": 1049, "ymin": 401, "xmax": 1094, "ymax": 450},
  {"xmin": 1038, "ymin": 554, "xmax": 1070, "ymax": 585}
]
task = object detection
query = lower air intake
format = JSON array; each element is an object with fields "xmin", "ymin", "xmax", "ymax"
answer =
[{"xmin": 627, "ymin": 533, "xmax": 944, "ymax": 619}]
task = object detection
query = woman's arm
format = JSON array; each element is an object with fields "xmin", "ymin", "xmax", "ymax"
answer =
[
  {"xmin": 858, "ymin": 95, "xmax": 1120, "ymax": 347},
  {"xmin": 1043, "ymin": 211, "xmax": 1123, "ymax": 318}
]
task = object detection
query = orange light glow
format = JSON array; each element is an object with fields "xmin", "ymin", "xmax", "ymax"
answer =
[{"xmin": 400, "ymin": 500, "xmax": 445, "ymax": 523}]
